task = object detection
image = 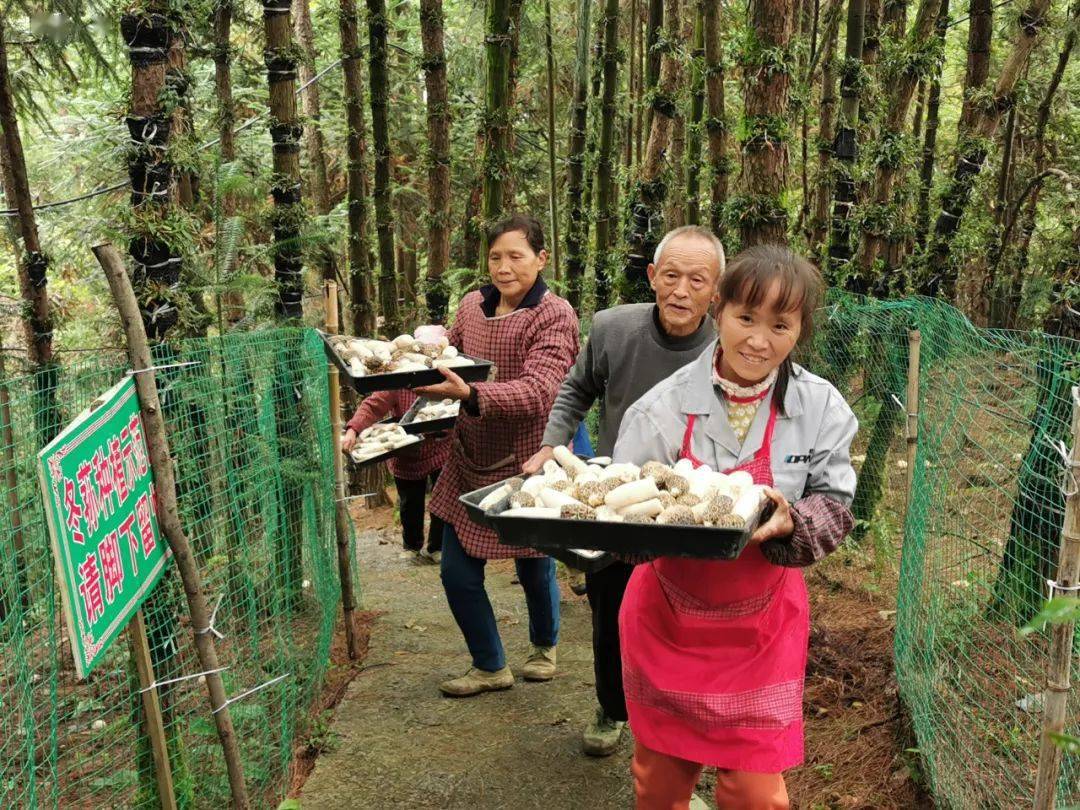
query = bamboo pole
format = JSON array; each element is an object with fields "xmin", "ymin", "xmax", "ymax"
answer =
[
  {"xmin": 0, "ymin": 348, "xmax": 26, "ymax": 612},
  {"xmin": 325, "ymin": 282, "xmax": 361, "ymax": 660},
  {"xmin": 129, "ymin": 609, "xmax": 178, "ymax": 810},
  {"xmin": 904, "ymin": 329, "xmax": 921, "ymax": 512},
  {"xmin": 93, "ymin": 243, "xmax": 250, "ymax": 810},
  {"xmin": 1033, "ymin": 385, "xmax": 1080, "ymax": 810},
  {"xmin": 543, "ymin": 0, "xmax": 560, "ymax": 279}
]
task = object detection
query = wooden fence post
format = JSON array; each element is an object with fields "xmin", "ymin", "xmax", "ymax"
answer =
[
  {"xmin": 904, "ymin": 329, "xmax": 921, "ymax": 514},
  {"xmin": 1033, "ymin": 385, "xmax": 1080, "ymax": 810},
  {"xmin": 325, "ymin": 281, "xmax": 361, "ymax": 659},
  {"xmin": 129, "ymin": 609, "xmax": 178, "ymax": 810},
  {"xmin": 92, "ymin": 243, "xmax": 250, "ymax": 810}
]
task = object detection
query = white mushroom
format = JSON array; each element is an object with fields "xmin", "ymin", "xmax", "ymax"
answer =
[
  {"xmin": 538, "ymin": 488, "xmax": 585, "ymax": 510},
  {"xmin": 604, "ymin": 478, "xmax": 661, "ymax": 510},
  {"xmin": 732, "ymin": 486, "xmax": 767, "ymax": 522},
  {"xmin": 553, "ymin": 445, "xmax": 590, "ymax": 477},
  {"xmin": 502, "ymin": 506, "xmax": 561, "ymax": 518},
  {"xmin": 594, "ymin": 505, "xmax": 623, "ymax": 522},
  {"xmin": 542, "ymin": 460, "xmax": 569, "ymax": 483},
  {"xmin": 617, "ymin": 498, "xmax": 664, "ymax": 519},
  {"xmin": 521, "ymin": 475, "xmax": 548, "ymax": 496}
]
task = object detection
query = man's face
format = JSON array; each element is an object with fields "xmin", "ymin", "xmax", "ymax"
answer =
[{"xmin": 647, "ymin": 234, "xmax": 722, "ymax": 338}]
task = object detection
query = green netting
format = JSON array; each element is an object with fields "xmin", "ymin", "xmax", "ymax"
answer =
[
  {"xmin": 2, "ymin": 306, "xmax": 1079, "ymax": 808},
  {"xmin": 805, "ymin": 295, "xmax": 1080, "ymax": 808},
  {"xmin": 0, "ymin": 327, "xmax": 358, "ymax": 808}
]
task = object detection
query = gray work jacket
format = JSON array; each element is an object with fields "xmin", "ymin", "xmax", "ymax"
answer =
[{"xmin": 612, "ymin": 340, "xmax": 859, "ymax": 506}]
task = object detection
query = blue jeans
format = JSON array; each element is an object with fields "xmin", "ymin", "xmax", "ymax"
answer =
[{"xmin": 440, "ymin": 523, "xmax": 560, "ymax": 672}]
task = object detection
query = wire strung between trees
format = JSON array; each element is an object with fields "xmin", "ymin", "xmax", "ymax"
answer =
[{"xmin": 0, "ymin": 57, "xmax": 344, "ymax": 218}]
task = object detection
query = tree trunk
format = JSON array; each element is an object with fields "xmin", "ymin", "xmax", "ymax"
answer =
[
  {"xmin": 368, "ymin": 0, "xmax": 399, "ymax": 333},
  {"xmin": 824, "ymin": 0, "xmax": 866, "ymax": 282},
  {"xmin": 263, "ymin": 0, "xmax": 305, "ymax": 320},
  {"xmin": 644, "ymin": 0, "xmax": 664, "ymax": 135},
  {"xmin": 213, "ymin": 2, "xmax": 236, "ymax": 163},
  {"xmin": 481, "ymin": 0, "xmax": 513, "ymax": 233},
  {"xmin": 851, "ymin": 0, "xmax": 943, "ymax": 288},
  {"xmin": 564, "ymin": 0, "xmax": 593, "ymax": 308},
  {"xmin": 506, "ymin": 0, "xmax": 526, "ymax": 199},
  {"xmin": 913, "ymin": 0, "xmax": 947, "ymax": 251},
  {"xmin": 420, "ymin": 0, "xmax": 451, "ymax": 322},
  {"xmin": 544, "ymin": 0, "xmax": 560, "ymax": 278},
  {"xmin": 625, "ymin": 0, "xmax": 639, "ymax": 175},
  {"xmin": 686, "ymin": 4, "xmax": 705, "ymax": 225},
  {"xmin": 862, "ymin": 0, "xmax": 882, "ymax": 69},
  {"xmin": 883, "ymin": 0, "xmax": 907, "ymax": 34},
  {"xmin": 991, "ymin": 221, "xmax": 1080, "ymax": 626},
  {"xmin": 124, "ymin": 6, "xmax": 180, "ymax": 338},
  {"xmin": 212, "ymin": 0, "xmax": 245, "ymax": 327},
  {"xmin": 665, "ymin": 6, "xmax": 690, "ymax": 230},
  {"xmin": 624, "ymin": 0, "xmax": 682, "ymax": 303},
  {"xmin": 630, "ymin": 6, "xmax": 639, "ymax": 164},
  {"xmin": 922, "ymin": 0, "xmax": 1053, "ymax": 299},
  {"xmin": 997, "ymin": 22, "xmax": 1074, "ymax": 328},
  {"xmin": 703, "ymin": 0, "xmax": 729, "ymax": 237},
  {"xmin": 958, "ymin": 0, "xmax": 993, "ymax": 133},
  {"xmin": 167, "ymin": 30, "xmax": 196, "ymax": 209},
  {"xmin": 593, "ymin": 0, "xmax": 623, "ymax": 309},
  {"xmin": 340, "ymin": 0, "xmax": 376, "ymax": 336},
  {"xmin": 810, "ymin": 0, "xmax": 843, "ymax": 252},
  {"xmin": 738, "ymin": 0, "xmax": 797, "ymax": 248},
  {"xmin": 295, "ymin": 0, "xmax": 332, "ymax": 218},
  {"xmin": 0, "ymin": 18, "xmax": 57, "ymax": 441}
]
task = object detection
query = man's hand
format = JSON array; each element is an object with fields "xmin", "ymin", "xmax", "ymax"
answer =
[
  {"xmin": 749, "ymin": 487, "xmax": 795, "ymax": 545},
  {"xmin": 414, "ymin": 366, "xmax": 472, "ymax": 401},
  {"xmin": 341, "ymin": 428, "xmax": 358, "ymax": 453},
  {"xmin": 523, "ymin": 445, "xmax": 556, "ymax": 475}
]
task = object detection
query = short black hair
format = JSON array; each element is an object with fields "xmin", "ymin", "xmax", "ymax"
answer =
[{"xmin": 486, "ymin": 214, "xmax": 546, "ymax": 255}]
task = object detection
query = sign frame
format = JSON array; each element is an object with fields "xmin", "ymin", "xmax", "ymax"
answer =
[{"xmin": 38, "ymin": 375, "xmax": 172, "ymax": 679}]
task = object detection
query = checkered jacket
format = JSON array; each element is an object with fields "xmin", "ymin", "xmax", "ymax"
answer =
[
  {"xmin": 345, "ymin": 389, "xmax": 451, "ymax": 480},
  {"xmin": 428, "ymin": 289, "xmax": 580, "ymax": 558}
]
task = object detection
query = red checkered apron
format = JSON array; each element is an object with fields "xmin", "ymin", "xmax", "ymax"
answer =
[
  {"xmin": 427, "ymin": 289, "xmax": 579, "ymax": 559},
  {"xmin": 619, "ymin": 394, "xmax": 809, "ymax": 772}
]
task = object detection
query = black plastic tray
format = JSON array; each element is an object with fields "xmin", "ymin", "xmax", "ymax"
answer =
[
  {"xmin": 544, "ymin": 547, "xmax": 613, "ymax": 573},
  {"xmin": 461, "ymin": 478, "xmax": 764, "ymax": 560},
  {"xmin": 459, "ymin": 483, "xmax": 613, "ymax": 572},
  {"xmin": 347, "ymin": 435, "xmax": 423, "ymax": 469},
  {"xmin": 320, "ymin": 331, "xmax": 493, "ymax": 394},
  {"xmin": 460, "ymin": 480, "xmax": 505, "ymax": 530},
  {"xmin": 399, "ymin": 397, "xmax": 458, "ymax": 435}
]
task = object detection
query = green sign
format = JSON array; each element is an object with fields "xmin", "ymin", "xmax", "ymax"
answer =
[{"xmin": 38, "ymin": 376, "xmax": 171, "ymax": 678}]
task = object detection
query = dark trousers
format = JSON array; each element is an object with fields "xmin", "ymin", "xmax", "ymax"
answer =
[
  {"xmin": 440, "ymin": 524, "xmax": 560, "ymax": 672},
  {"xmin": 394, "ymin": 472, "xmax": 443, "ymax": 552},
  {"xmin": 586, "ymin": 560, "xmax": 635, "ymax": 722}
]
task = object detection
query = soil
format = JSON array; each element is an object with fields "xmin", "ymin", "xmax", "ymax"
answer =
[{"xmin": 294, "ymin": 500, "xmax": 934, "ymax": 810}]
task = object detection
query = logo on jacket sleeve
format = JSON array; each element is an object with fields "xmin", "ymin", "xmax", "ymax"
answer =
[{"xmin": 784, "ymin": 451, "xmax": 813, "ymax": 464}]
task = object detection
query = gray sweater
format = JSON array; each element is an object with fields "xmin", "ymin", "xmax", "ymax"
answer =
[{"xmin": 541, "ymin": 303, "xmax": 716, "ymax": 455}]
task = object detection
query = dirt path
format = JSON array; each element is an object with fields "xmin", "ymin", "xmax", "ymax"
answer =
[{"xmin": 300, "ymin": 506, "xmax": 931, "ymax": 809}]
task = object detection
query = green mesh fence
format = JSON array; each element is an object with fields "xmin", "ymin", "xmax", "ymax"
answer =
[
  {"xmin": 0, "ymin": 327, "xmax": 358, "ymax": 808},
  {"xmin": 805, "ymin": 295, "xmax": 1080, "ymax": 808},
  {"xmin": 2, "ymin": 307, "xmax": 1079, "ymax": 808}
]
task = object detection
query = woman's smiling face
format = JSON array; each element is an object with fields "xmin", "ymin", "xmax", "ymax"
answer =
[
  {"xmin": 487, "ymin": 229, "xmax": 546, "ymax": 305},
  {"xmin": 716, "ymin": 280, "xmax": 803, "ymax": 386}
]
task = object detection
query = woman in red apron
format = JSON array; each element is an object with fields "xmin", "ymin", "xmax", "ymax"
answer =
[{"xmin": 612, "ymin": 246, "xmax": 859, "ymax": 809}]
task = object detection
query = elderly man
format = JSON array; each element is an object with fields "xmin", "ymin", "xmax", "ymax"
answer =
[{"xmin": 523, "ymin": 225, "xmax": 725, "ymax": 756}]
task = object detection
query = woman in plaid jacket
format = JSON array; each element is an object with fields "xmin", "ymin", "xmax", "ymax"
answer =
[
  {"xmin": 416, "ymin": 214, "xmax": 579, "ymax": 698},
  {"xmin": 342, "ymin": 389, "xmax": 450, "ymax": 562}
]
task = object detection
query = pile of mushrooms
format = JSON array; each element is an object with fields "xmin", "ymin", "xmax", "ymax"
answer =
[
  {"xmin": 348, "ymin": 423, "xmax": 421, "ymax": 463},
  {"xmin": 478, "ymin": 446, "xmax": 765, "ymax": 529},
  {"xmin": 409, "ymin": 398, "xmax": 460, "ymax": 423},
  {"xmin": 328, "ymin": 333, "xmax": 475, "ymax": 377}
]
